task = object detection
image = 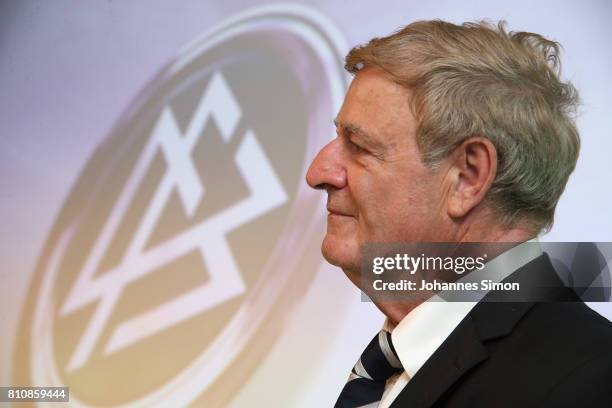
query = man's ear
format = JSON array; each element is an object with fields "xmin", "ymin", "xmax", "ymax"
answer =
[{"xmin": 445, "ymin": 137, "xmax": 497, "ymax": 219}]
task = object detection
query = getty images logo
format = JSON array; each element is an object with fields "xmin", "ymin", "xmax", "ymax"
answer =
[{"xmin": 14, "ymin": 5, "xmax": 347, "ymax": 407}]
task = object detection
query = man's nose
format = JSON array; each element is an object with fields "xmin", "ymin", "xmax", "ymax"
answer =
[{"xmin": 306, "ymin": 139, "xmax": 347, "ymax": 190}]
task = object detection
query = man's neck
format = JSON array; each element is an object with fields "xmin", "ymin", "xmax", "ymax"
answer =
[
  {"xmin": 374, "ymin": 222, "xmax": 537, "ymax": 326},
  {"xmin": 453, "ymin": 209, "xmax": 537, "ymax": 243}
]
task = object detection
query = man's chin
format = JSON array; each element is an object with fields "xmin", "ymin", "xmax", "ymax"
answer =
[
  {"xmin": 321, "ymin": 238, "xmax": 360, "ymax": 276},
  {"xmin": 321, "ymin": 237, "xmax": 358, "ymax": 269}
]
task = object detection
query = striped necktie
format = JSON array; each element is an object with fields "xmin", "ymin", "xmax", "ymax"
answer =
[{"xmin": 335, "ymin": 330, "xmax": 404, "ymax": 408}]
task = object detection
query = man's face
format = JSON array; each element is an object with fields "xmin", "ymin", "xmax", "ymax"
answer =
[{"xmin": 306, "ymin": 68, "xmax": 449, "ymax": 278}]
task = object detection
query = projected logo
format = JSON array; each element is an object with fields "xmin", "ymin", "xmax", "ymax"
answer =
[{"xmin": 14, "ymin": 5, "xmax": 346, "ymax": 407}]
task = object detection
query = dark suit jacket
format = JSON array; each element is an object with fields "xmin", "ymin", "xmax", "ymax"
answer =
[{"xmin": 390, "ymin": 253, "xmax": 612, "ymax": 408}]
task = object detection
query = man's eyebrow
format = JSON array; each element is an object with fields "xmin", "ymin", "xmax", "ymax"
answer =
[{"xmin": 333, "ymin": 118, "xmax": 380, "ymax": 146}]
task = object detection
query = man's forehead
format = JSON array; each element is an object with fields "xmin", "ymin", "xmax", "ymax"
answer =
[
  {"xmin": 340, "ymin": 71, "xmax": 415, "ymax": 127},
  {"xmin": 348, "ymin": 67, "xmax": 407, "ymax": 101}
]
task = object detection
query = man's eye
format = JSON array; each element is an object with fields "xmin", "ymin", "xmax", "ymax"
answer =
[{"xmin": 347, "ymin": 139, "xmax": 366, "ymax": 153}]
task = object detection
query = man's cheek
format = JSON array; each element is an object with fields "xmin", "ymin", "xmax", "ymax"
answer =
[{"xmin": 358, "ymin": 213, "xmax": 384, "ymax": 242}]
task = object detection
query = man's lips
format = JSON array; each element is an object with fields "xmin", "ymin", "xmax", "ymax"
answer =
[{"xmin": 327, "ymin": 206, "xmax": 352, "ymax": 216}]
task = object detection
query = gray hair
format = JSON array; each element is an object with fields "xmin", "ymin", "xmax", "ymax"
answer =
[{"xmin": 345, "ymin": 20, "xmax": 580, "ymax": 232}]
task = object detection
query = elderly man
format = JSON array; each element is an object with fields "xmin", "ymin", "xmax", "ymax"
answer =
[{"xmin": 306, "ymin": 20, "xmax": 612, "ymax": 408}]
